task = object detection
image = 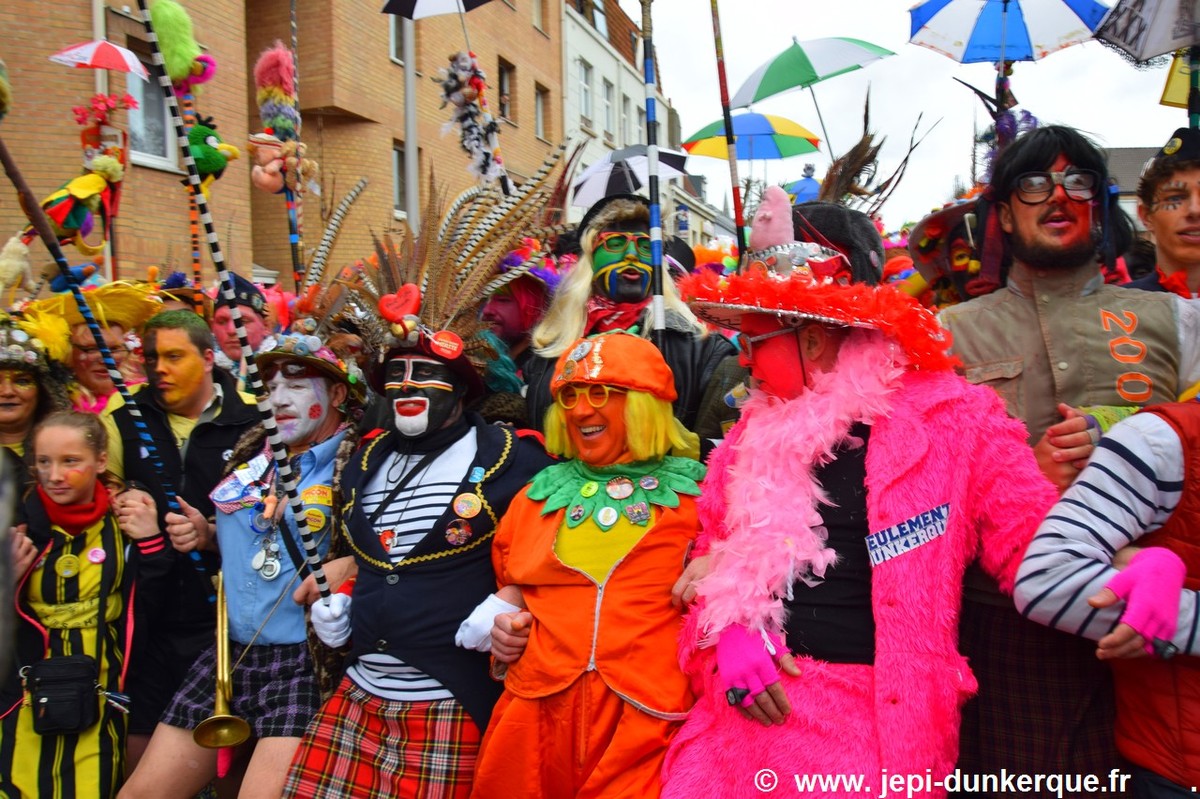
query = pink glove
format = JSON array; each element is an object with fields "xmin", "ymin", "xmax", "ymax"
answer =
[
  {"xmin": 715, "ymin": 624, "xmax": 786, "ymax": 708},
  {"xmin": 1106, "ymin": 547, "xmax": 1187, "ymax": 658}
]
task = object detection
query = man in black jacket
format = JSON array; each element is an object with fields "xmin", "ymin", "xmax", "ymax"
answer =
[
  {"xmin": 99, "ymin": 309, "xmax": 259, "ymax": 769},
  {"xmin": 523, "ymin": 194, "xmax": 734, "ymax": 433}
]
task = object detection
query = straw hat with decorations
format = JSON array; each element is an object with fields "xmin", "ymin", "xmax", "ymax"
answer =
[
  {"xmin": 21, "ymin": 280, "xmax": 162, "ymax": 333},
  {"xmin": 255, "ymin": 323, "xmax": 368, "ymax": 406},
  {"xmin": 338, "ymin": 147, "xmax": 573, "ymax": 402}
]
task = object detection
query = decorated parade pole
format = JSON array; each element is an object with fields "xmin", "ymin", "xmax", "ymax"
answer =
[
  {"xmin": 1189, "ymin": 45, "xmax": 1200, "ymax": 129},
  {"xmin": 135, "ymin": 0, "xmax": 332, "ymax": 602},
  {"xmin": 640, "ymin": 0, "xmax": 665, "ymax": 335},
  {"xmin": 289, "ymin": 0, "xmax": 307, "ymax": 286},
  {"xmin": 709, "ymin": 0, "xmax": 746, "ymax": 258},
  {"xmin": 0, "ymin": 129, "xmax": 215, "ymax": 602}
]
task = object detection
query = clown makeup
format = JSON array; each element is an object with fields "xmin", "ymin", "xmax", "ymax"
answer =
[
  {"xmin": 0, "ymin": 369, "xmax": 39, "ymax": 437},
  {"xmin": 561, "ymin": 383, "xmax": 633, "ymax": 466},
  {"xmin": 35, "ymin": 425, "xmax": 106, "ymax": 506},
  {"xmin": 69, "ymin": 323, "xmax": 128, "ymax": 397},
  {"xmin": 267, "ymin": 369, "xmax": 337, "ymax": 450},
  {"xmin": 385, "ymin": 356, "xmax": 462, "ymax": 438},
  {"xmin": 1000, "ymin": 153, "xmax": 1097, "ymax": 271},
  {"xmin": 1140, "ymin": 168, "xmax": 1200, "ymax": 279},
  {"xmin": 144, "ymin": 328, "xmax": 213, "ymax": 417},
  {"xmin": 480, "ymin": 290, "xmax": 527, "ymax": 346},
  {"xmin": 591, "ymin": 230, "xmax": 653, "ymax": 302}
]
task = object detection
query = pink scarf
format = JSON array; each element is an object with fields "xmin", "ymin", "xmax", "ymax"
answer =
[{"xmin": 694, "ymin": 331, "xmax": 906, "ymax": 643}]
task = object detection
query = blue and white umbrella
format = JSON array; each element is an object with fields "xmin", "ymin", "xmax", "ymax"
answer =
[{"xmin": 909, "ymin": 0, "xmax": 1109, "ymax": 64}]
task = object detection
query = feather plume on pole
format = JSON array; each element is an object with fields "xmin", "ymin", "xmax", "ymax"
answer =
[{"xmin": 305, "ymin": 177, "xmax": 368, "ymax": 289}]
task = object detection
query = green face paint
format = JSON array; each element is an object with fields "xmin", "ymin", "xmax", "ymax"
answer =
[{"xmin": 591, "ymin": 232, "xmax": 652, "ymax": 273}]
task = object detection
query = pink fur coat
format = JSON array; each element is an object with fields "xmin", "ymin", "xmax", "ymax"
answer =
[{"xmin": 662, "ymin": 366, "xmax": 1058, "ymax": 799}]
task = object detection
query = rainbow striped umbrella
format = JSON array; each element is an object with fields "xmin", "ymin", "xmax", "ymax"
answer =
[{"xmin": 683, "ymin": 113, "xmax": 820, "ymax": 161}]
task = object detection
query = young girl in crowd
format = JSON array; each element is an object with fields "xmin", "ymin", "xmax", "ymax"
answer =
[{"xmin": 1, "ymin": 411, "xmax": 170, "ymax": 798}]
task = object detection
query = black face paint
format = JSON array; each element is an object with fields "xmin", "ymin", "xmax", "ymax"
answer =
[
  {"xmin": 1151, "ymin": 180, "xmax": 1189, "ymax": 213},
  {"xmin": 384, "ymin": 356, "xmax": 463, "ymax": 438}
]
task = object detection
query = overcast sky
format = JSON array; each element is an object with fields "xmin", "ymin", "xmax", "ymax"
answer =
[{"xmin": 615, "ymin": 0, "xmax": 1182, "ymax": 233}]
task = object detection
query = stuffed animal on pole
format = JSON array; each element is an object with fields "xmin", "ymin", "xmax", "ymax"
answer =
[
  {"xmin": 185, "ymin": 115, "xmax": 239, "ymax": 199},
  {"xmin": 249, "ymin": 41, "xmax": 316, "ymax": 195},
  {"xmin": 435, "ymin": 51, "xmax": 509, "ymax": 189}
]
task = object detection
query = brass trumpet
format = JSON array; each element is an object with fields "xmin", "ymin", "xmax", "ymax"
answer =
[{"xmin": 193, "ymin": 571, "xmax": 251, "ymax": 749}]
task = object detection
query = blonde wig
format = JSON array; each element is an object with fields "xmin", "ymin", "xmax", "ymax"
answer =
[{"xmin": 543, "ymin": 389, "xmax": 699, "ymax": 462}]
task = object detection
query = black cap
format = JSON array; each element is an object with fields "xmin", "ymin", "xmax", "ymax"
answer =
[
  {"xmin": 214, "ymin": 272, "xmax": 266, "ymax": 316},
  {"xmin": 1152, "ymin": 128, "xmax": 1200, "ymax": 167}
]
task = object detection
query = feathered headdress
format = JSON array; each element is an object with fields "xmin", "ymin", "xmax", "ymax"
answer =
[{"xmin": 339, "ymin": 145, "xmax": 572, "ymax": 400}]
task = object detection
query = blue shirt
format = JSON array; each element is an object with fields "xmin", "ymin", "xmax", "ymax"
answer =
[{"xmin": 212, "ymin": 429, "xmax": 344, "ymax": 644}]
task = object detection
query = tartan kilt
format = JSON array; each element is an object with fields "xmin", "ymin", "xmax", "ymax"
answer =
[
  {"xmin": 956, "ymin": 600, "xmax": 1124, "ymax": 798},
  {"xmin": 160, "ymin": 641, "xmax": 320, "ymax": 739},
  {"xmin": 282, "ymin": 675, "xmax": 481, "ymax": 799}
]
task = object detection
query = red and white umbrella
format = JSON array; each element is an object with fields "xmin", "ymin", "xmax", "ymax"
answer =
[{"xmin": 49, "ymin": 40, "xmax": 149, "ymax": 79}]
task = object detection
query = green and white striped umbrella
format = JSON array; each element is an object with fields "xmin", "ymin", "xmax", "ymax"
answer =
[{"xmin": 730, "ymin": 37, "xmax": 895, "ymax": 107}]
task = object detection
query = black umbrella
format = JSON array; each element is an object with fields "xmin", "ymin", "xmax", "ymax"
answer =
[
  {"xmin": 571, "ymin": 145, "xmax": 689, "ymax": 208},
  {"xmin": 381, "ymin": 0, "xmax": 494, "ymax": 20}
]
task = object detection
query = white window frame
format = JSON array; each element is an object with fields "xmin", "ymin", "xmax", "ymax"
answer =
[
  {"xmin": 535, "ymin": 86, "xmax": 548, "ymax": 140},
  {"xmin": 389, "ymin": 15, "xmax": 406, "ymax": 66},
  {"xmin": 579, "ymin": 60, "xmax": 593, "ymax": 128},
  {"xmin": 392, "ymin": 144, "xmax": 407, "ymax": 220},
  {"xmin": 126, "ymin": 64, "xmax": 177, "ymax": 171},
  {"xmin": 602, "ymin": 80, "xmax": 614, "ymax": 140},
  {"xmin": 621, "ymin": 95, "xmax": 631, "ymax": 146}
]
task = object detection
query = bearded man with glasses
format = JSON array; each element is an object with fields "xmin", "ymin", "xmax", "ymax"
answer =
[{"xmin": 936, "ymin": 125, "xmax": 1200, "ymax": 794}]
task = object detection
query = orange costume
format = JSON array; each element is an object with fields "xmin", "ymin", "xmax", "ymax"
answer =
[{"xmin": 470, "ymin": 332, "xmax": 703, "ymax": 799}]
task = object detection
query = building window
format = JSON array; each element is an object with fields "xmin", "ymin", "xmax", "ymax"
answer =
[
  {"xmin": 575, "ymin": 0, "xmax": 607, "ymax": 37},
  {"xmin": 579, "ymin": 59, "xmax": 593, "ymax": 128},
  {"xmin": 389, "ymin": 15, "xmax": 407, "ymax": 65},
  {"xmin": 602, "ymin": 80, "xmax": 615, "ymax": 142},
  {"xmin": 126, "ymin": 59, "xmax": 174, "ymax": 169},
  {"xmin": 621, "ymin": 95, "xmax": 631, "ymax": 146},
  {"xmin": 637, "ymin": 108, "xmax": 646, "ymax": 144},
  {"xmin": 535, "ymin": 85, "xmax": 549, "ymax": 140},
  {"xmin": 498, "ymin": 59, "xmax": 514, "ymax": 120},
  {"xmin": 532, "ymin": 0, "xmax": 545, "ymax": 30},
  {"xmin": 591, "ymin": 0, "xmax": 608, "ymax": 37},
  {"xmin": 393, "ymin": 144, "xmax": 406, "ymax": 216}
]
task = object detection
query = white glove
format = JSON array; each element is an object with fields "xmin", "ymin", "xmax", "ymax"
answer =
[
  {"xmin": 310, "ymin": 593, "xmax": 352, "ymax": 648},
  {"xmin": 455, "ymin": 593, "xmax": 523, "ymax": 652}
]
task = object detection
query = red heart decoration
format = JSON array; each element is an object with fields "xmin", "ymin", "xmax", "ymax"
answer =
[{"xmin": 379, "ymin": 284, "xmax": 421, "ymax": 323}]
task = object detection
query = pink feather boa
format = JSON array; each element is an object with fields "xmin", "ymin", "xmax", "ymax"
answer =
[{"xmin": 693, "ymin": 331, "xmax": 906, "ymax": 644}]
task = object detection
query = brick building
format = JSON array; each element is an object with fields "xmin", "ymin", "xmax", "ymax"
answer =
[{"xmin": 0, "ymin": 0, "xmax": 564, "ymax": 288}]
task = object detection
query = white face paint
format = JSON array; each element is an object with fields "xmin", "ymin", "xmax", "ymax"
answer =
[{"xmin": 267, "ymin": 372, "xmax": 331, "ymax": 448}]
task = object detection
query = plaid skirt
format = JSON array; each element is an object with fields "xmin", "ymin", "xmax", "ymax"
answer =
[
  {"xmin": 161, "ymin": 641, "xmax": 320, "ymax": 739},
  {"xmin": 282, "ymin": 675, "xmax": 481, "ymax": 799}
]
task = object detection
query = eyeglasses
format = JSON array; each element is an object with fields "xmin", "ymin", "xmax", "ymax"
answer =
[
  {"xmin": 1012, "ymin": 170, "xmax": 1100, "ymax": 205},
  {"xmin": 262, "ymin": 361, "xmax": 323, "ymax": 381},
  {"xmin": 593, "ymin": 232, "xmax": 652, "ymax": 261},
  {"xmin": 739, "ymin": 326, "xmax": 795, "ymax": 363},
  {"xmin": 73, "ymin": 344, "xmax": 129, "ymax": 361},
  {"xmin": 556, "ymin": 383, "xmax": 626, "ymax": 410}
]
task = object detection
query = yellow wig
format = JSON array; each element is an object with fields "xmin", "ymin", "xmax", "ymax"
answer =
[{"xmin": 543, "ymin": 389, "xmax": 699, "ymax": 462}]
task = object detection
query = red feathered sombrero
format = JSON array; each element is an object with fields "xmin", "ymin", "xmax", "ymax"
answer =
[{"xmin": 682, "ymin": 187, "xmax": 959, "ymax": 373}]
